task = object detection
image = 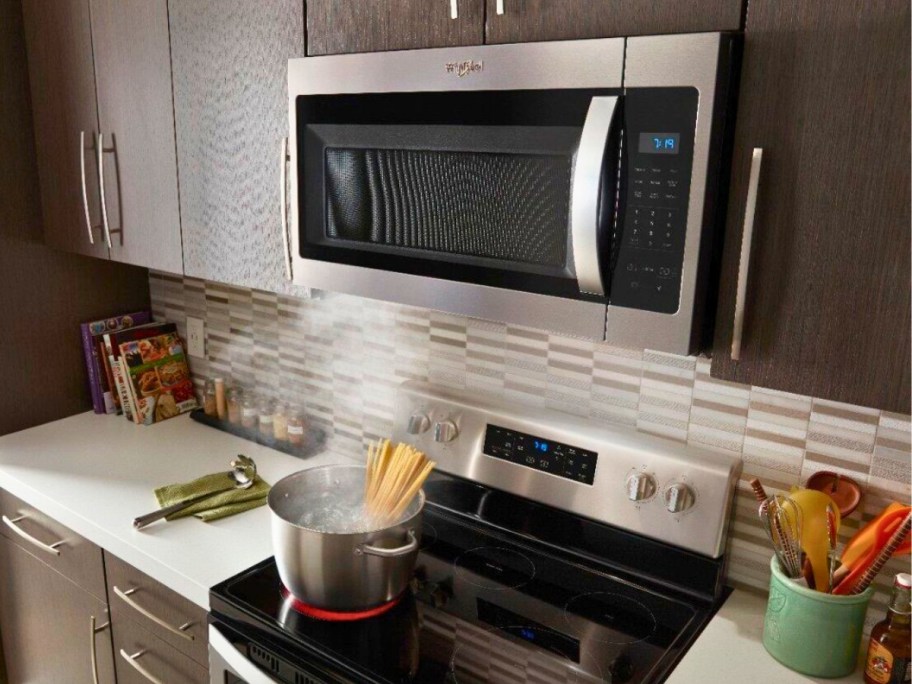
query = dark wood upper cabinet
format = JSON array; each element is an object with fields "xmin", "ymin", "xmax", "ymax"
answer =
[
  {"xmin": 710, "ymin": 0, "xmax": 911, "ymax": 413},
  {"xmin": 307, "ymin": 0, "xmax": 484, "ymax": 55},
  {"xmin": 485, "ymin": 0, "xmax": 743, "ymax": 44}
]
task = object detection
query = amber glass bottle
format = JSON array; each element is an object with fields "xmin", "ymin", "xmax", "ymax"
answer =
[{"xmin": 864, "ymin": 573, "xmax": 911, "ymax": 684}]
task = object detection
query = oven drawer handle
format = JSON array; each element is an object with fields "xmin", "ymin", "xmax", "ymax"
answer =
[
  {"xmin": 731, "ymin": 148, "xmax": 763, "ymax": 361},
  {"xmin": 570, "ymin": 95, "xmax": 619, "ymax": 297},
  {"xmin": 209, "ymin": 624, "xmax": 279, "ymax": 684},
  {"xmin": 280, "ymin": 136, "xmax": 292, "ymax": 281},
  {"xmin": 119, "ymin": 649, "xmax": 164, "ymax": 684},
  {"xmin": 2, "ymin": 514, "xmax": 65, "ymax": 555},
  {"xmin": 113, "ymin": 585, "xmax": 195, "ymax": 641}
]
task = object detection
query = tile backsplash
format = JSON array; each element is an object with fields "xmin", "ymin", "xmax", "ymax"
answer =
[{"xmin": 150, "ymin": 272, "xmax": 911, "ymax": 625}]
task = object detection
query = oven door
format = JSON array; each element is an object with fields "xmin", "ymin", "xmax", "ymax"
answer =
[{"xmin": 288, "ymin": 40, "xmax": 625, "ymax": 340}]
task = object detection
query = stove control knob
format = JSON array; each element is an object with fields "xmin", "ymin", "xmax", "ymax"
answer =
[
  {"xmin": 664, "ymin": 483, "xmax": 695, "ymax": 514},
  {"xmin": 625, "ymin": 473, "xmax": 656, "ymax": 501},
  {"xmin": 407, "ymin": 413, "xmax": 430, "ymax": 435},
  {"xmin": 433, "ymin": 420, "xmax": 458, "ymax": 443}
]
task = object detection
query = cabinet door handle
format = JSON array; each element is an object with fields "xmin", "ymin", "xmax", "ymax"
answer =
[
  {"xmin": 119, "ymin": 650, "xmax": 164, "ymax": 684},
  {"xmin": 90, "ymin": 615, "xmax": 110, "ymax": 684},
  {"xmin": 2, "ymin": 514, "xmax": 65, "ymax": 555},
  {"xmin": 80, "ymin": 131, "xmax": 96, "ymax": 245},
  {"xmin": 280, "ymin": 136, "xmax": 292, "ymax": 281},
  {"xmin": 496, "ymin": 0, "xmax": 504, "ymax": 14},
  {"xmin": 731, "ymin": 148, "xmax": 763, "ymax": 361},
  {"xmin": 97, "ymin": 132, "xmax": 113, "ymax": 249},
  {"xmin": 113, "ymin": 585, "xmax": 195, "ymax": 641},
  {"xmin": 450, "ymin": 0, "xmax": 458, "ymax": 18}
]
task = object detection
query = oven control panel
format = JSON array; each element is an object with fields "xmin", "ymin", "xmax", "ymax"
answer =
[
  {"xmin": 392, "ymin": 381, "xmax": 741, "ymax": 558},
  {"xmin": 611, "ymin": 88, "xmax": 699, "ymax": 314}
]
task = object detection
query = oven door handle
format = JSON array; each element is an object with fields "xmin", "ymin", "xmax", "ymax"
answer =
[
  {"xmin": 570, "ymin": 96, "xmax": 619, "ymax": 297},
  {"xmin": 209, "ymin": 624, "xmax": 279, "ymax": 684}
]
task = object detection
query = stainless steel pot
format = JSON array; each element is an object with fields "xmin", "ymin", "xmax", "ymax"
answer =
[{"xmin": 268, "ymin": 464, "xmax": 424, "ymax": 611}]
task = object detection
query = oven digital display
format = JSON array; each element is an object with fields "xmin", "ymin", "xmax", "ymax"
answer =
[
  {"xmin": 483, "ymin": 424, "xmax": 597, "ymax": 485},
  {"xmin": 476, "ymin": 598, "xmax": 581, "ymax": 662},
  {"xmin": 638, "ymin": 132, "xmax": 680, "ymax": 154}
]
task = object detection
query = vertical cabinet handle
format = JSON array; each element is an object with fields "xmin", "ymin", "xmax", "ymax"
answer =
[
  {"xmin": 90, "ymin": 615, "xmax": 110, "ymax": 684},
  {"xmin": 97, "ymin": 133, "xmax": 113, "ymax": 249},
  {"xmin": 731, "ymin": 148, "xmax": 764, "ymax": 361},
  {"xmin": 280, "ymin": 137, "xmax": 292, "ymax": 281},
  {"xmin": 119, "ymin": 650, "xmax": 164, "ymax": 684},
  {"xmin": 2, "ymin": 514, "xmax": 65, "ymax": 555},
  {"xmin": 496, "ymin": 0, "xmax": 505, "ymax": 14},
  {"xmin": 450, "ymin": 0, "xmax": 458, "ymax": 19},
  {"xmin": 80, "ymin": 131, "xmax": 96, "ymax": 245}
]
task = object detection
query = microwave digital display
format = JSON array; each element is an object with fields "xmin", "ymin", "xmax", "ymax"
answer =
[{"xmin": 638, "ymin": 132, "xmax": 680, "ymax": 154}]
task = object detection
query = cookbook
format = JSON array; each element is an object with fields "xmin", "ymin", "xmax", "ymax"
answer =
[
  {"xmin": 80, "ymin": 311, "xmax": 152, "ymax": 413},
  {"xmin": 104, "ymin": 322, "xmax": 176, "ymax": 422},
  {"xmin": 118, "ymin": 331, "xmax": 197, "ymax": 424}
]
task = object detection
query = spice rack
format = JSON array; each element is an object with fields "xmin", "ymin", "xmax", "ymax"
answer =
[{"xmin": 189, "ymin": 409, "xmax": 325, "ymax": 459}]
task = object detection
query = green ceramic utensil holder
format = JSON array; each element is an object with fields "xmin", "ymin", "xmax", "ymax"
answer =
[{"xmin": 763, "ymin": 556, "xmax": 873, "ymax": 677}]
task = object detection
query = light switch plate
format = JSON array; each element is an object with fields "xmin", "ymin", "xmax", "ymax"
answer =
[{"xmin": 186, "ymin": 316, "xmax": 205, "ymax": 358}]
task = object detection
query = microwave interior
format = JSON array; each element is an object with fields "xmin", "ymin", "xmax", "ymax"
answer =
[{"xmin": 296, "ymin": 87, "xmax": 698, "ymax": 315}]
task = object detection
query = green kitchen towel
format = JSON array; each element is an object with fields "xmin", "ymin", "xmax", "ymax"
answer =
[{"xmin": 154, "ymin": 472, "xmax": 271, "ymax": 523}]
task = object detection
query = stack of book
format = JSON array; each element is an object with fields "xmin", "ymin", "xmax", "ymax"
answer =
[{"xmin": 80, "ymin": 312, "xmax": 198, "ymax": 425}]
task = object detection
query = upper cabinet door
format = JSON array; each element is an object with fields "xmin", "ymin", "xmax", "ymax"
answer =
[
  {"xmin": 90, "ymin": 0, "xmax": 183, "ymax": 274},
  {"xmin": 485, "ymin": 0, "xmax": 743, "ymax": 44},
  {"xmin": 21, "ymin": 0, "xmax": 108, "ymax": 259},
  {"xmin": 307, "ymin": 0, "xmax": 484, "ymax": 55},
  {"xmin": 711, "ymin": 0, "xmax": 911, "ymax": 413},
  {"xmin": 170, "ymin": 0, "xmax": 308, "ymax": 293}
]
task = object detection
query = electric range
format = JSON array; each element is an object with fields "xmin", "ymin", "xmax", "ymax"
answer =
[{"xmin": 209, "ymin": 382, "xmax": 741, "ymax": 684}]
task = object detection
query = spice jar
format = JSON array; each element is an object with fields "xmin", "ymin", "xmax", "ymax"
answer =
[
  {"xmin": 272, "ymin": 403, "xmax": 288, "ymax": 442},
  {"xmin": 287, "ymin": 407, "xmax": 306, "ymax": 447},
  {"xmin": 258, "ymin": 399, "xmax": 275, "ymax": 439},
  {"xmin": 203, "ymin": 379, "xmax": 218, "ymax": 417},
  {"xmin": 214, "ymin": 378, "xmax": 227, "ymax": 420},
  {"xmin": 227, "ymin": 387, "xmax": 242, "ymax": 425},
  {"xmin": 241, "ymin": 393, "xmax": 258, "ymax": 429}
]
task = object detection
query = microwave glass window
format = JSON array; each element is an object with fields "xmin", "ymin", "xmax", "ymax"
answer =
[{"xmin": 638, "ymin": 132, "xmax": 680, "ymax": 155}]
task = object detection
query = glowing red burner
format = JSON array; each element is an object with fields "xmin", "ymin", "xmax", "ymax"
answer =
[{"xmin": 280, "ymin": 586, "xmax": 402, "ymax": 622}]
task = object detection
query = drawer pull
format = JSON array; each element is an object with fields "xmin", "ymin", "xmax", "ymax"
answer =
[
  {"xmin": 2, "ymin": 514, "xmax": 65, "ymax": 555},
  {"xmin": 113, "ymin": 585, "xmax": 195, "ymax": 641},
  {"xmin": 90, "ymin": 615, "xmax": 110, "ymax": 684},
  {"xmin": 496, "ymin": 0, "xmax": 504, "ymax": 14},
  {"xmin": 120, "ymin": 649, "xmax": 164, "ymax": 684}
]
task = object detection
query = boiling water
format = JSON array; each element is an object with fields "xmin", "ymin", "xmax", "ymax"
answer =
[{"xmin": 280, "ymin": 485, "xmax": 412, "ymax": 533}]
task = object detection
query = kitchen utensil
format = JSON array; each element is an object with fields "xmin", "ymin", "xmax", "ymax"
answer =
[
  {"xmin": 833, "ymin": 503, "xmax": 912, "ymax": 595},
  {"xmin": 764, "ymin": 555, "xmax": 874, "ymax": 677},
  {"xmin": 761, "ymin": 495, "xmax": 804, "ymax": 580},
  {"xmin": 806, "ymin": 471, "xmax": 862, "ymax": 517},
  {"xmin": 826, "ymin": 502, "xmax": 838, "ymax": 593},
  {"xmin": 268, "ymin": 464, "xmax": 424, "ymax": 611},
  {"xmin": 847, "ymin": 512, "xmax": 911, "ymax": 595},
  {"xmin": 789, "ymin": 487, "xmax": 841, "ymax": 594},
  {"xmin": 134, "ymin": 461, "xmax": 256, "ymax": 529},
  {"xmin": 364, "ymin": 440, "xmax": 435, "ymax": 526}
]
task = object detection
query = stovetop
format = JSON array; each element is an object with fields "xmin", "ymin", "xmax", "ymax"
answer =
[{"xmin": 210, "ymin": 476, "xmax": 728, "ymax": 684}]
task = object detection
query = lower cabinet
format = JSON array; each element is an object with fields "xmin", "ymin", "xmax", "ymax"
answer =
[
  {"xmin": 0, "ymin": 534, "xmax": 116, "ymax": 683},
  {"xmin": 113, "ymin": 615, "xmax": 208, "ymax": 684}
]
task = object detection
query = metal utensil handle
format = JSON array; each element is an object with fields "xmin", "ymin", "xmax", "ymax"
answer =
[
  {"xmin": 97, "ymin": 132, "xmax": 113, "ymax": 249},
  {"xmin": 80, "ymin": 131, "xmax": 96, "ymax": 245},
  {"xmin": 496, "ymin": 0, "xmax": 504, "ymax": 14},
  {"xmin": 731, "ymin": 148, "xmax": 763, "ymax": 361},
  {"xmin": 2, "ymin": 515, "xmax": 64, "ymax": 555},
  {"xmin": 132, "ymin": 485, "xmax": 233, "ymax": 529},
  {"xmin": 113, "ymin": 586, "xmax": 195, "ymax": 641},
  {"xmin": 280, "ymin": 137, "xmax": 292, "ymax": 280},
  {"xmin": 570, "ymin": 96, "xmax": 619, "ymax": 296},
  {"xmin": 120, "ymin": 649, "xmax": 164, "ymax": 684},
  {"xmin": 90, "ymin": 615, "xmax": 110, "ymax": 684},
  {"xmin": 357, "ymin": 529, "xmax": 418, "ymax": 558}
]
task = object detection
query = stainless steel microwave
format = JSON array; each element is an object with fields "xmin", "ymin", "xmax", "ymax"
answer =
[{"xmin": 285, "ymin": 34, "xmax": 735, "ymax": 354}]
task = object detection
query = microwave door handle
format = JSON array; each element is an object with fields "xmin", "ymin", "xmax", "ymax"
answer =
[{"xmin": 570, "ymin": 96, "xmax": 619, "ymax": 297}]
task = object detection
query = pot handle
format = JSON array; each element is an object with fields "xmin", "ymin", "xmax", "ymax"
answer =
[{"xmin": 357, "ymin": 529, "xmax": 418, "ymax": 558}]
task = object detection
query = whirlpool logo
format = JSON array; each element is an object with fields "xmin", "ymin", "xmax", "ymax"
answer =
[{"xmin": 445, "ymin": 60, "xmax": 484, "ymax": 77}]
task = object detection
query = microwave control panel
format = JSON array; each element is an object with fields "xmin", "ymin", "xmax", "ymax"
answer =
[{"xmin": 611, "ymin": 88, "xmax": 699, "ymax": 314}]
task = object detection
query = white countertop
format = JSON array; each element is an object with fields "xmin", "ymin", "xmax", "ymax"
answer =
[
  {"xmin": 0, "ymin": 411, "xmax": 354, "ymax": 609},
  {"xmin": 0, "ymin": 412, "xmax": 868, "ymax": 681}
]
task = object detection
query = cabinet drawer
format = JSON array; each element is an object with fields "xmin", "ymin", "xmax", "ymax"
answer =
[
  {"xmin": 105, "ymin": 551, "xmax": 208, "ymax": 667},
  {"xmin": 0, "ymin": 488, "xmax": 106, "ymax": 600},
  {"xmin": 113, "ymin": 615, "xmax": 208, "ymax": 684}
]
